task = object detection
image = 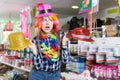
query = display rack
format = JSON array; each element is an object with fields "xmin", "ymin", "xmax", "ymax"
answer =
[
  {"xmin": 0, "ymin": 60, "xmax": 30, "ymax": 72},
  {"xmin": 94, "ymin": 37, "xmax": 120, "ymax": 45}
]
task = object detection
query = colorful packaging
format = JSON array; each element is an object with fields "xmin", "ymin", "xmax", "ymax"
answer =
[
  {"xmin": 112, "ymin": 66, "xmax": 119, "ymax": 79},
  {"xmin": 99, "ymin": 66, "xmax": 104, "ymax": 78},
  {"xmin": 118, "ymin": 60, "xmax": 120, "ymax": 76},
  {"xmin": 94, "ymin": 65, "xmax": 100, "ymax": 78},
  {"xmin": 79, "ymin": 0, "xmax": 92, "ymax": 14},
  {"xmin": 103, "ymin": 66, "xmax": 107, "ymax": 78},
  {"xmin": 106, "ymin": 66, "xmax": 112, "ymax": 79}
]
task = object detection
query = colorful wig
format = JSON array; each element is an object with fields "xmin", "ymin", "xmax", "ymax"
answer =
[{"xmin": 34, "ymin": 15, "xmax": 59, "ymax": 32}]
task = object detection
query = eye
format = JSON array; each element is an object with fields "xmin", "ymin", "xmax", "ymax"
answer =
[{"xmin": 42, "ymin": 18, "xmax": 46, "ymax": 21}]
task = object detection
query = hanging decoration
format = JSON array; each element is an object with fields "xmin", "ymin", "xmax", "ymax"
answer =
[
  {"xmin": 20, "ymin": 7, "xmax": 32, "ymax": 39},
  {"xmin": 2, "ymin": 31, "xmax": 12, "ymax": 44},
  {"xmin": 4, "ymin": 13, "xmax": 14, "ymax": 31},
  {"xmin": 87, "ymin": 12, "xmax": 92, "ymax": 29},
  {"xmin": 79, "ymin": 0, "xmax": 92, "ymax": 14},
  {"xmin": 92, "ymin": 0, "xmax": 99, "ymax": 13},
  {"xmin": 13, "ymin": 20, "xmax": 20, "ymax": 32},
  {"xmin": 4, "ymin": 21, "xmax": 13, "ymax": 31}
]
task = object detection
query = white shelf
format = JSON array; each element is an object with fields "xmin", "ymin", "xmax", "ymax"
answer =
[
  {"xmin": 94, "ymin": 37, "xmax": 120, "ymax": 45},
  {"xmin": 0, "ymin": 60, "xmax": 30, "ymax": 72}
]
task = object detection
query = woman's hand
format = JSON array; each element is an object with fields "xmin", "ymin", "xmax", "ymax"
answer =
[
  {"xmin": 28, "ymin": 41, "xmax": 37, "ymax": 55},
  {"xmin": 62, "ymin": 32, "xmax": 69, "ymax": 46}
]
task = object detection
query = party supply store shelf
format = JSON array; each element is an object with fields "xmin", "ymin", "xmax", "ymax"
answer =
[{"xmin": 0, "ymin": 59, "xmax": 30, "ymax": 72}]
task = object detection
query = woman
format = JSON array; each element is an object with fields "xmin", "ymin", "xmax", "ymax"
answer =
[{"xmin": 28, "ymin": 3, "xmax": 70, "ymax": 80}]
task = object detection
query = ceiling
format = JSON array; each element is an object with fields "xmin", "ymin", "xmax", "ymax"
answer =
[{"xmin": 0, "ymin": 0, "xmax": 118, "ymax": 20}]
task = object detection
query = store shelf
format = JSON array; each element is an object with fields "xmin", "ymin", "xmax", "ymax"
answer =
[
  {"xmin": 94, "ymin": 37, "xmax": 120, "ymax": 45},
  {"xmin": 0, "ymin": 60, "xmax": 30, "ymax": 72}
]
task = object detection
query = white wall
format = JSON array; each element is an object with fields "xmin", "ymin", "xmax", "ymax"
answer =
[
  {"xmin": 59, "ymin": 16, "xmax": 72, "ymax": 28},
  {"xmin": 98, "ymin": 6, "xmax": 120, "ymax": 19}
]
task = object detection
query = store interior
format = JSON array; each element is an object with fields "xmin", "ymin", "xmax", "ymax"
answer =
[
  {"xmin": 0, "ymin": 0, "xmax": 120, "ymax": 80},
  {"xmin": 0, "ymin": 0, "xmax": 118, "ymax": 19}
]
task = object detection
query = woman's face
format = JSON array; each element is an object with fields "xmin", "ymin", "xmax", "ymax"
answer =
[{"xmin": 41, "ymin": 16, "xmax": 53, "ymax": 34}]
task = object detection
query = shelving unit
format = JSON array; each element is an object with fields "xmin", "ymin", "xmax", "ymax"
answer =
[
  {"xmin": 66, "ymin": 36, "xmax": 120, "ymax": 79},
  {"xmin": 0, "ymin": 60, "xmax": 31, "ymax": 72},
  {"xmin": 94, "ymin": 37, "xmax": 120, "ymax": 45}
]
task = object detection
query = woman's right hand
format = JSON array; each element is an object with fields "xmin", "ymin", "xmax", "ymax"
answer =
[{"xmin": 28, "ymin": 41, "xmax": 38, "ymax": 55}]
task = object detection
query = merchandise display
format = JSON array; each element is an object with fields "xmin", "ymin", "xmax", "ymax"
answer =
[
  {"xmin": 66, "ymin": 27, "xmax": 94, "ymax": 42},
  {"xmin": 0, "ymin": 0, "xmax": 120, "ymax": 80},
  {"xmin": 79, "ymin": 0, "xmax": 92, "ymax": 13},
  {"xmin": 4, "ymin": 21, "xmax": 13, "ymax": 31},
  {"xmin": 8, "ymin": 32, "xmax": 30, "ymax": 50},
  {"xmin": 20, "ymin": 7, "xmax": 32, "ymax": 39}
]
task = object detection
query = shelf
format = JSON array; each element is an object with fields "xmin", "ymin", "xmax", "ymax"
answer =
[
  {"xmin": 94, "ymin": 37, "xmax": 120, "ymax": 45},
  {"xmin": 0, "ymin": 60, "xmax": 30, "ymax": 72}
]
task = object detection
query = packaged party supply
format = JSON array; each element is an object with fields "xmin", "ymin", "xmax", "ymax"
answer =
[
  {"xmin": 118, "ymin": 60, "xmax": 120, "ymax": 76},
  {"xmin": 106, "ymin": 66, "xmax": 113, "ymax": 79},
  {"xmin": 99, "ymin": 66, "xmax": 104, "ymax": 78},
  {"xmin": 113, "ymin": 46, "xmax": 120, "ymax": 57},
  {"xmin": 89, "ymin": 44, "xmax": 98, "ymax": 54},
  {"xmin": 86, "ymin": 53, "xmax": 95, "ymax": 60},
  {"xmin": 106, "ymin": 51, "xmax": 119, "ymax": 63},
  {"xmin": 66, "ymin": 56, "xmax": 86, "ymax": 73},
  {"xmin": 81, "ymin": 44, "xmax": 89, "ymax": 55},
  {"xmin": 91, "ymin": 65, "xmax": 119, "ymax": 79},
  {"xmin": 96, "ymin": 54, "xmax": 105, "ymax": 63},
  {"xmin": 112, "ymin": 66, "xmax": 119, "ymax": 79},
  {"xmin": 98, "ymin": 45, "xmax": 107, "ymax": 55}
]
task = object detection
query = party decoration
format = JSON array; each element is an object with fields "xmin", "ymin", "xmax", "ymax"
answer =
[
  {"xmin": 79, "ymin": 0, "xmax": 92, "ymax": 14},
  {"xmin": 4, "ymin": 21, "xmax": 13, "ymax": 31},
  {"xmin": 34, "ymin": 3, "xmax": 59, "ymax": 32},
  {"xmin": 66, "ymin": 28, "xmax": 94, "ymax": 42},
  {"xmin": 20, "ymin": 7, "xmax": 31, "ymax": 39},
  {"xmin": 92, "ymin": 0, "xmax": 99, "ymax": 13},
  {"xmin": 40, "ymin": 33, "xmax": 59, "ymax": 64},
  {"xmin": 36, "ymin": 3, "xmax": 57, "ymax": 18},
  {"xmin": 8, "ymin": 32, "xmax": 30, "ymax": 50}
]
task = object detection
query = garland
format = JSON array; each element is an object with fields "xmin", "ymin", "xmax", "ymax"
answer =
[{"xmin": 40, "ymin": 33, "xmax": 58, "ymax": 64}]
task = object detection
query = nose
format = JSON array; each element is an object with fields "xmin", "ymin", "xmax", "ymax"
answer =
[
  {"xmin": 46, "ymin": 20, "xmax": 49, "ymax": 24},
  {"xmin": 46, "ymin": 19, "xmax": 50, "ymax": 25}
]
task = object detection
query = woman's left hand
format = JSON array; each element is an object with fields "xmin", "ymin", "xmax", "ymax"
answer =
[{"xmin": 62, "ymin": 32, "xmax": 69, "ymax": 46}]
